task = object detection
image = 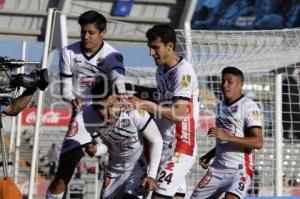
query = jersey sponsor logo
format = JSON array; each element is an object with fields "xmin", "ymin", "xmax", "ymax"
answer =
[
  {"xmin": 181, "ymin": 74, "xmax": 191, "ymax": 88},
  {"xmin": 107, "ymin": 137, "xmax": 137, "ymax": 148},
  {"xmin": 73, "ymin": 58, "xmax": 82, "ymax": 63},
  {"xmin": 79, "ymin": 76, "xmax": 104, "ymax": 86},
  {"xmin": 66, "ymin": 120, "xmax": 78, "ymax": 137},
  {"xmin": 197, "ymin": 170, "xmax": 212, "ymax": 188}
]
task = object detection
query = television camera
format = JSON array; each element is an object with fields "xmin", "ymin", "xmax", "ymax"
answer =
[{"xmin": 0, "ymin": 56, "xmax": 49, "ymax": 94}]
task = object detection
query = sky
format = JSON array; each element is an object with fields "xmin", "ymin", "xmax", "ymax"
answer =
[{"xmin": 0, "ymin": 40, "xmax": 155, "ymax": 73}]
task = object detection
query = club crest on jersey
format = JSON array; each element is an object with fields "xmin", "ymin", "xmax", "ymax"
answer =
[
  {"xmin": 66, "ymin": 120, "xmax": 78, "ymax": 137},
  {"xmin": 181, "ymin": 74, "xmax": 191, "ymax": 88},
  {"xmin": 231, "ymin": 105, "xmax": 238, "ymax": 113},
  {"xmin": 120, "ymin": 119, "xmax": 130, "ymax": 128},
  {"xmin": 96, "ymin": 58, "xmax": 104, "ymax": 67}
]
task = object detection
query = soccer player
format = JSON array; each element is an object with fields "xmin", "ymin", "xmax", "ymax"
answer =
[
  {"xmin": 129, "ymin": 24, "xmax": 199, "ymax": 199},
  {"xmin": 46, "ymin": 10, "xmax": 125, "ymax": 198},
  {"xmin": 67, "ymin": 82, "xmax": 163, "ymax": 199},
  {"xmin": 190, "ymin": 67, "xmax": 263, "ymax": 199}
]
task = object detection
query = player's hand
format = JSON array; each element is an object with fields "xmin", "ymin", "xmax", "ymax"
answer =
[
  {"xmin": 71, "ymin": 98, "xmax": 82, "ymax": 110},
  {"xmin": 127, "ymin": 96, "xmax": 146, "ymax": 110},
  {"xmin": 141, "ymin": 176, "xmax": 157, "ymax": 192},
  {"xmin": 199, "ymin": 155, "xmax": 211, "ymax": 169},
  {"xmin": 208, "ymin": 127, "xmax": 229, "ymax": 141}
]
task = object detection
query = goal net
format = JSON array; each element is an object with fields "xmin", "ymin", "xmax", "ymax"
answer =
[{"xmin": 127, "ymin": 28, "xmax": 300, "ymax": 197}]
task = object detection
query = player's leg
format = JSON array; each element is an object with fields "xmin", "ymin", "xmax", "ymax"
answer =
[
  {"xmin": 46, "ymin": 118, "xmax": 93, "ymax": 198},
  {"xmin": 100, "ymin": 171, "xmax": 128, "ymax": 199},
  {"xmin": 223, "ymin": 193, "xmax": 240, "ymax": 199},
  {"xmin": 223, "ymin": 170, "xmax": 252, "ymax": 199},
  {"xmin": 190, "ymin": 169, "xmax": 224, "ymax": 199},
  {"xmin": 46, "ymin": 148, "xmax": 85, "ymax": 198},
  {"xmin": 123, "ymin": 158, "xmax": 148, "ymax": 199},
  {"xmin": 152, "ymin": 153, "xmax": 195, "ymax": 199}
]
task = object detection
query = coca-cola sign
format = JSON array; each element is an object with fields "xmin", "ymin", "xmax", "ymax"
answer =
[{"xmin": 22, "ymin": 108, "xmax": 71, "ymax": 126}]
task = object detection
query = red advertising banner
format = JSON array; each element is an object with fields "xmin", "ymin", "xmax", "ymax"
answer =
[
  {"xmin": 22, "ymin": 107, "xmax": 71, "ymax": 126},
  {"xmin": 0, "ymin": 0, "xmax": 5, "ymax": 9}
]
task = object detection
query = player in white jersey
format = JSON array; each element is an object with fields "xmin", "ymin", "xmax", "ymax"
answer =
[
  {"xmin": 67, "ymin": 81, "xmax": 163, "ymax": 199},
  {"xmin": 129, "ymin": 24, "xmax": 199, "ymax": 199},
  {"xmin": 190, "ymin": 67, "xmax": 263, "ymax": 199},
  {"xmin": 46, "ymin": 10, "xmax": 125, "ymax": 199}
]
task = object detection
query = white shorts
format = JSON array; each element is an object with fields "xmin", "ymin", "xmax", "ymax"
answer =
[
  {"xmin": 60, "ymin": 118, "xmax": 92, "ymax": 156},
  {"xmin": 190, "ymin": 168, "xmax": 252, "ymax": 199},
  {"xmin": 154, "ymin": 152, "xmax": 195, "ymax": 197},
  {"xmin": 101, "ymin": 159, "xmax": 147, "ymax": 199}
]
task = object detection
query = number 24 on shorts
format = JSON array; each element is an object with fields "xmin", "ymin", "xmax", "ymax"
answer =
[{"xmin": 158, "ymin": 171, "xmax": 173, "ymax": 185}]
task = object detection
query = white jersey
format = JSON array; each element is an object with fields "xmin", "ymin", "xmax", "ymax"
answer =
[
  {"xmin": 155, "ymin": 58, "xmax": 199, "ymax": 157},
  {"xmin": 59, "ymin": 41, "xmax": 125, "ymax": 104},
  {"xmin": 81, "ymin": 106, "xmax": 153, "ymax": 172},
  {"xmin": 211, "ymin": 96, "xmax": 262, "ymax": 176}
]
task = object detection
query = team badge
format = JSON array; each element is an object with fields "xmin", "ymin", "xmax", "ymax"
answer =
[
  {"xmin": 66, "ymin": 120, "xmax": 78, "ymax": 137},
  {"xmin": 138, "ymin": 109, "xmax": 146, "ymax": 117},
  {"xmin": 96, "ymin": 58, "xmax": 104, "ymax": 67},
  {"xmin": 251, "ymin": 110, "xmax": 260, "ymax": 121},
  {"xmin": 181, "ymin": 74, "xmax": 191, "ymax": 88},
  {"xmin": 121, "ymin": 119, "xmax": 130, "ymax": 128}
]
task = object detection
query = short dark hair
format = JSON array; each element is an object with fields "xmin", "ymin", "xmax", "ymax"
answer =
[
  {"xmin": 90, "ymin": 81, "xmax": 118, "ymax": 101},
  {"xmin": 78, "ymin": 10, "xmax": 107, "ymax": 32},
  {"xmin": 221, "ymin": 67, "xmax": 244, "ymax": 82},
  {"xmin": 146, "ymin": 24, "xmax": 176, "ymax": 49}
]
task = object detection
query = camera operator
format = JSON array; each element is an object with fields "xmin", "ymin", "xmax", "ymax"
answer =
[{"xmin": 0, "ymin": 86, "xmax": 36, "ymax": 116}]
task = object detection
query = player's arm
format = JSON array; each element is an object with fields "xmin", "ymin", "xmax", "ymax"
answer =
[
  {"xmin": 140, "ymin": 117, "xmax": 163, "ymax": 191},
  {"xmin": 129, "ymin": 70, "xmax": 194, "ymax": 121},
  {"xmin": 59, "ymin": 48, "xmax": 81, "ymax": 109},
  {"xmin": 129, "ymin": 96, "xmax": 189, "ymax": 122},
  {"xmin": 125, "ymin": 83, "xmax": 158, "ymax": 102},
  {"xmin": 107, "ymin": 52, "xmax": 126, "ymax": 94},
  {"xmin": 208, "ymin": 127, "xmax": 263, "ymax": 149},
  {"xmin": 3, "ymin": 88, "xmax": 36, "ymax": 116},
  {"xmin": 199, "ymin": 147, "xmax": 216, "ymax": 169}
]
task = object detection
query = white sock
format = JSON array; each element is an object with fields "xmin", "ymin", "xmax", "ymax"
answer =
[{"xmin": 46, "ymin": 190, "xmax": 64, "ymax": 199}]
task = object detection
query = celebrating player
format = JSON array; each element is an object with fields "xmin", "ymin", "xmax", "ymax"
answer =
[
  {"xmin": 46, "ymin": 10, "xmax": 125, "ymax": 199},
  {"xmin": 67, "ymin": 81, "xmax": 163, "ymax": 199},
  {"xmin": 129, "ymin": 24, "xmax": 199, "ymax": 199},
  {"xmin": 190, "ymin": 67, "xmax": 263, "ymax": 199}
]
